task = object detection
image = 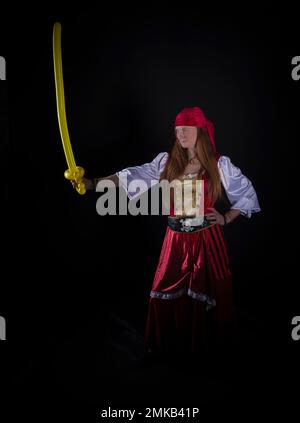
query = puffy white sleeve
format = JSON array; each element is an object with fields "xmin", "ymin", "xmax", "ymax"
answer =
[
  {"xmin": 218, "ymin": 155, "xmax": 261, "ymax": 218},
  {"xmin": 116, "ymin": 152, "xmax": 169, "ymax": 200}
]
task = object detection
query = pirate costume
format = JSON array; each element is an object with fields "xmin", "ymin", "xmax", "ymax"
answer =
[{"xmin": 116, "ymin": 107, "xmax": 261, "ymax": 353}]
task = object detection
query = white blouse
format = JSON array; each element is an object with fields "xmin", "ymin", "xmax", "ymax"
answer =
[{"xmin": 116, "ymin": 152, "xmax": 261, "ymax": 218}]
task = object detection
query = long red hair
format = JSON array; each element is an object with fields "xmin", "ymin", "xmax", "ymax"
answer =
[{"xmin": 159, "ymin": 128, "xmax": 222, "ymax": 203}]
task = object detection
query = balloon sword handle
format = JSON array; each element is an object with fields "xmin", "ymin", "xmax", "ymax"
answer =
[{"xmin": 64, "ymin": 166, "xmax": 86, "ymax": 195}]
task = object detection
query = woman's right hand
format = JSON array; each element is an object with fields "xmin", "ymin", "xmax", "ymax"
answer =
[{"xmin": 71, "ymin": 176, "xmax": 95, "ymax": 191}]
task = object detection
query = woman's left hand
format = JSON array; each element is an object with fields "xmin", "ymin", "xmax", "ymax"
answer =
[{"xmin": 206, "ymin": 207, "xmax": 225, "ymax": 226}]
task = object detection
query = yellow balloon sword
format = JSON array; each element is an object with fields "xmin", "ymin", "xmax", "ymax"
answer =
[{"xmin": 53, "ymin": 22, "xmax": 86, "ymax": 195}]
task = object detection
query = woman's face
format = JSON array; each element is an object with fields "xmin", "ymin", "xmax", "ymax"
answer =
[{"xmin": 175, "ymin": 126, "xmax": 198, "ymax": 149}]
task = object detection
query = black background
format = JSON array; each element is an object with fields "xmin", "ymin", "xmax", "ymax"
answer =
[{"xmin": 1, "ymin": 4, "xmax": 299, "ymax": 420}]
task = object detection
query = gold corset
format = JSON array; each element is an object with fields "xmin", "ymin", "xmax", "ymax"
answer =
[{"xmin": 173, "ymin": 172, "xmax": 203, "ymax": 217}]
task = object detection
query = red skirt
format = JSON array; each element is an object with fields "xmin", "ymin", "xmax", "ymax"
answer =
[{"xmin": 144, "ymin": 224, "xmax": 236, "ymax": 353}]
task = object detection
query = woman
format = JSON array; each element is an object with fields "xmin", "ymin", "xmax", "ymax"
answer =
[{"xmin": 78, "ymin": 106, "xmax": 261, "ymax": 355}]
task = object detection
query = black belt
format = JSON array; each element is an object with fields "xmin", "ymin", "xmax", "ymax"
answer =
[{"xmin": 167, "ymin": 215, "xmax": 214, "ymax": 233}]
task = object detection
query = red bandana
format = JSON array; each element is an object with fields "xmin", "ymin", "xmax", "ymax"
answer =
[{"xmin": 175, "ymin": 106, "xmax": 218, "ymax": 156}]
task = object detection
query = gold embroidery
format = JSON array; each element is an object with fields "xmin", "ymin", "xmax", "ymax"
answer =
[{"xmin": 174, "ymin": 173, "xmax": 203, "ymax": 218}]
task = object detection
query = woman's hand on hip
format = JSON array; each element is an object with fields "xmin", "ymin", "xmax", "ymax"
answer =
[{"xmin": 206, "ymin": 207, "xmax": 225, "ymax": 226}]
